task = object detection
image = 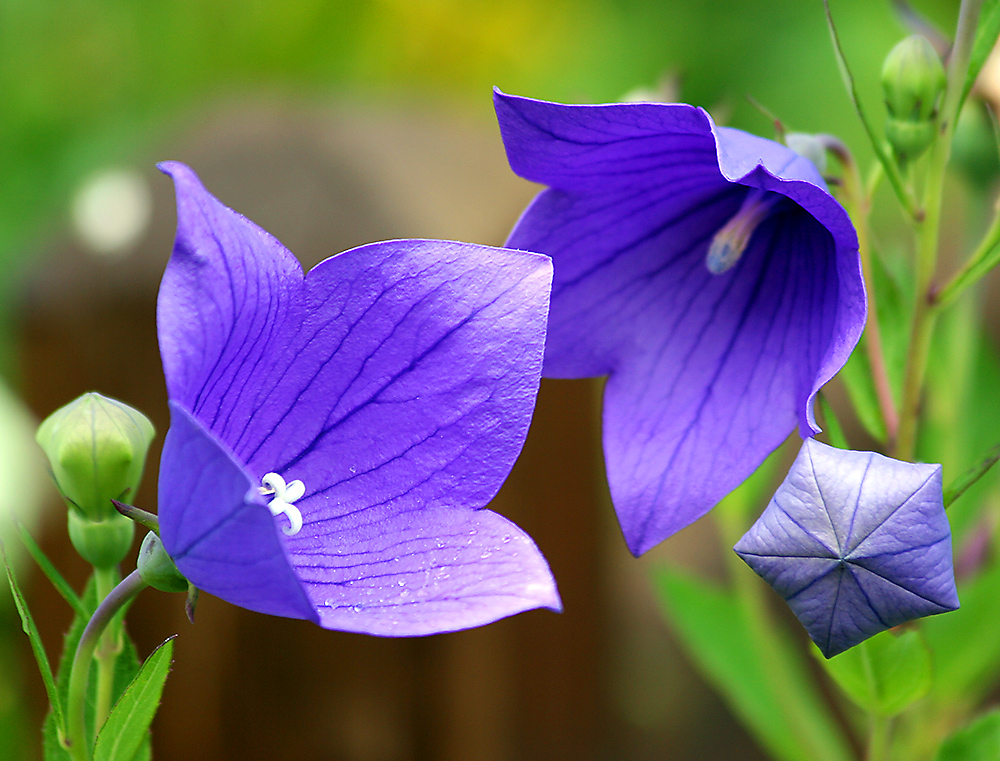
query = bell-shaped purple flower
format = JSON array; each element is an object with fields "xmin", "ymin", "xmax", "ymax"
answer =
[
  {"xmin": 735, "ymin": 439, "xmax": 959, "ymax": 658},
  {"xmin": 495, "ymin": 91, "xmax": 867, "ymax": 555},
  {"xmin": 156, "ymin": 162, "xmax": 560, "ymax": 635}
]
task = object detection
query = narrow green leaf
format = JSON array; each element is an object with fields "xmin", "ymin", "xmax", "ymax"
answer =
[
  {"xmin": 823, "ymin": 0, "xmax": 919, "ymax": 219},
  {"xmin": 944, "ymin": 440, "xmax": 1000, "ymax": 507},
  {"xmin": 961, "ymin": 0, "xmax": 1000, "ymax": 109},
  {"xmin": 935, "ymin": 709, "xmax": 1000, "ymax": 761},
  {"xmin": 654, "ymin": 566, "xmax": 853, "ymax": 761},
  {"xmin": 820, "ymin": 629, "xmax": 932, "ymax": 716},
  {"xmin": 838, "ymin": 345, "xmax": 887, "ymax": 442},
  {"xmin": 2, "ymin": 542, "xmax": 65, "ymax": 735},
  {"xmin": 818, "ymin": 394, "xmax": 849, "ymax": 450},
  {"xmin": 94, "ymin": 637, "xmax": 174, "ymax": 761},
  {"xmin": 15, "ymin": 522, "xmax": 87, "ymax": 619}
]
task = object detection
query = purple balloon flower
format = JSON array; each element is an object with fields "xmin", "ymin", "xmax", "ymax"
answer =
[
  {"xmin": 735, "ymin": 439, "xmax": 959, "ymax": 658},
  {"xmin": 156, "ymin": 162, "xmax": 560, "ymax": 635},
  {"xmin": 495, "ymin": 91, "xmax": 866, "ymax": 555}
]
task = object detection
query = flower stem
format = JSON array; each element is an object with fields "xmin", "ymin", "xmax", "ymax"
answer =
[
  {"xmin": 836, "ymin": 141, "xmax": 898, "ymax": 442},
  {"xmin": 931, "ymin": 200, "xmax": 1000, "ymax": 309},
  {"xmin": 867, "ymin": 714, "xmax": 893, "ymax": 761},
  {"xmin": 65, "ymin": 570, "xmax": 148, "ymax": 761},
  {"xmin": 895, "ymin": 0, "xmax": 983, "ymax": 461},
  {"xmin": 93, "ymin": 567, "xmax": 120, "ymax": 732}
]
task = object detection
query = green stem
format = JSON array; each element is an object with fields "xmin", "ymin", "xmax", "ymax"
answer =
[
  {"xmin": 65, "ymin": 570, "xmax": 148, "ymax": 761},
  {"xmin": 931, "ymin": 201, "xmax": 1000, "ymax": 309},
  {"xmin": 835, "ymin": 141, "xmax": 898, "ymax": 442},
  {"xmin": 859, "ymin": 643, "xmax": 893, "ymax": 761},
  {"xmin": 868, "ymin": 714, "xmax": 893, "ymax": 761},
  {"xmin": 895, "ymin": 0, "xmax": 983, "ymax": 461},
  {"xmin": 93, "ymin": 567, "xmax": 120, "ymax": 733}
]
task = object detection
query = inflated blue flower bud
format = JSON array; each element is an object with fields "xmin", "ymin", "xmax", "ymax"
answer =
[
  {"xmin": 882, "ymin": 35, "xmax": 946, "ymax": 162},
  {"xmin": 137, "ymin": 532, "xmax": 189, "ymax": 593},
  {"xmin": 36, "ymin": 392, "xmax": 155, "ymax": 522}
]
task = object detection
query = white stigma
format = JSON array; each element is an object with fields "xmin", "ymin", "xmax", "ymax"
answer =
[
  {"xmin": 259, "ymin": 472, "xmax": 305, "ymax": 536},
  {"xmin": 706, "ymin": 189, "xmax": 778, "ymax": 275}
]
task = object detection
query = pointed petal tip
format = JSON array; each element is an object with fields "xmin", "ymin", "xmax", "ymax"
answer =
[{"xmin": 156, "ymin": 160, "xmax": 191, "ymax": 179}]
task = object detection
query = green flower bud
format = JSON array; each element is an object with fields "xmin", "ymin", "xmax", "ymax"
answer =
[
  {"xmin": 882, "ymin": 36, "xmax": 946, "ymax": 122},
  {"xmin": 885, "ymin": 119, "xmax": 938, "ymax": 163},
  {"xmin": 785, "ymin": 133, "xmax": 828, "ymax": 174},
  {"xmin": 137, "ymin": 532, "xmax": 189, "ymax": 593},
  {"xmin": 36, "ymin": 392, "xmax": 155, "ymax": 522},
  {"xmin": 67, "ymin": 510, "xmax": 135, "ymax": 568}
]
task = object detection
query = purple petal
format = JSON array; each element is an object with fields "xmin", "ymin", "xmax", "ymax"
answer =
[
  {"xmin": 495, "ymin": 92, "xmax": 865, "ymax": 554},
  {"xmin": 735, "ymin": 439, "xmax": 959, "ymax": 658},
  {"xmin": 293, "ymin": 507, "xmax": 561, "ymax": 636},
  {"xmin": 157, "ymin": 162, "xmax": 560, "ymax": 633},
  {"xmin": 158, "ymin": 402, "xmax": 317, "ymax": 621}
]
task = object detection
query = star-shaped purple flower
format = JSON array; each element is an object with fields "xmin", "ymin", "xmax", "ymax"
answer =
[
  {"xmin": 735, "ymin": 439, "xmax": 959, "ymax": 658},
  {"xmin": 495, "ymin": 91, "xmax": 867, "ymax": 555},
  {"xmin": 156, "ymin": 162, "xmax": 560, "ymax": 635}
]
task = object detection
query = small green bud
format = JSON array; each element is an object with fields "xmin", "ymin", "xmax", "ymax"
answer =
[
  {"xmin": 67, "ymin": 510, "xmax": 135, "ymax": 568},
  {"xmin": 881, "ymin": 36, "xmax": 946, "ymax": 162},
  {"xmin": 882, "ymin": 36, "xmax": 946, "ymax": 121},
  {"xmin": 785, "ymin": 133, "xmax": 828, "ymax": 174},
  {"xmin": 137, "ymin": 532, "xmax": 189, "ymax": 593},
  {"xmin": 36, "ymin": 392, "xmax": 155, "ymax": 522},
  {"xmin": 885, "ymin": 119, "xmax": 938, "ymax": 163}
]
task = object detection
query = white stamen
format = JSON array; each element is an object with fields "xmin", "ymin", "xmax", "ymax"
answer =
[
  {"xmin": 706, "ymin": 189, "xmax": 779, "ymax": 275},
  {"xmin": 259, "ymin": 472, "xmax": 305, "ymax": 536}
]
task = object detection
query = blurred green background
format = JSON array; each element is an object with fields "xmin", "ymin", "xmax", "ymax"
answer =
[{"xmin": 0, "ymin": 1, "xmax": 975, "ymax": 760}]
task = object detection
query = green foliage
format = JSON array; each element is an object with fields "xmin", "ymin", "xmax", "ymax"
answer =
[
  {"xmin": 922, "ymin": 301, "xmax": 1000, "ymax": 542},
  {"xmin": 839, "ymin": 343, "xmax": 887, "ymax": 442},
  {"xmin": 3, "ymin": 543, "xmax": 65, "ymax": 741},
  {"xmin": 41, "ymin": 578, "xmax": 147, "ymax": 761},
  {"xmin": 820, "ymin": 629, "xmax": 931, "ymax": 716},
  {"xmin": 961, "ymin": 0, "xmax": 1000, "ymax": 110},
  {"xmin": 935, "ymin": 710, "xmax": 1000, "ymax": 761},
  {"xmin": 923, "ymin": 559, "xmax": 1000, "ymax": 708},
  {"xmin": 15, "ymin": 522, "xmax": 87, "ymax": 619},
  {"xmin": 654, "ymin": 566, "xmax": 853, "ymax": 761},
  {"xmin": 94, "ymin": 638, "xmax": 173, "ymax": 761}
]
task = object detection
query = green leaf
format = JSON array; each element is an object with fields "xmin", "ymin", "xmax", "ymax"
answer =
[
  {"xmin": 822, "ymin": 0, "xmax": 919, "ymax": 219},
  {"xmin": 15, "ymin": 522, "xmax": 87, "ymax": 620},
  {"xmin": 944, "ymin": 440, "xmax": 1000, "ymax": 507},
  {"xmin": 654, "ymin": 566, "xmax": 853, "ymax": 761},
  {"xmin": 838, "ymin": 344, "xmax": 887, "ymax": 442},
  {"xmin": 962, "ymin": 0, "xmax": 1000, "ymax": 109},
  {"xmin": 924, "ymin": 559, "xmax": 1000, "ymax": 707},
  {"xmin": 922, "ymin": 302, "xmax": 1000, "ymax": 541},
  {"xmin": 94, "ymin": 637, "xmax": 174, "ymax": 761},
  {"xmin": 818, "ymin": 393, "xmax": 850, "ymax": 450},
  {"xmin": 820, "ymin": 629, "xmax": 931, "ymax": 716},
  {"xmin": 42, "ymin": 576, "xmax": 145, "ymax": 761},
  {"xmin": 2, "ymin": 541, "xmax": 65, "ymax": 736},
  {"xmin": 935, "ymin": 709, "xmax": 1000, "ymax": 761}
]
